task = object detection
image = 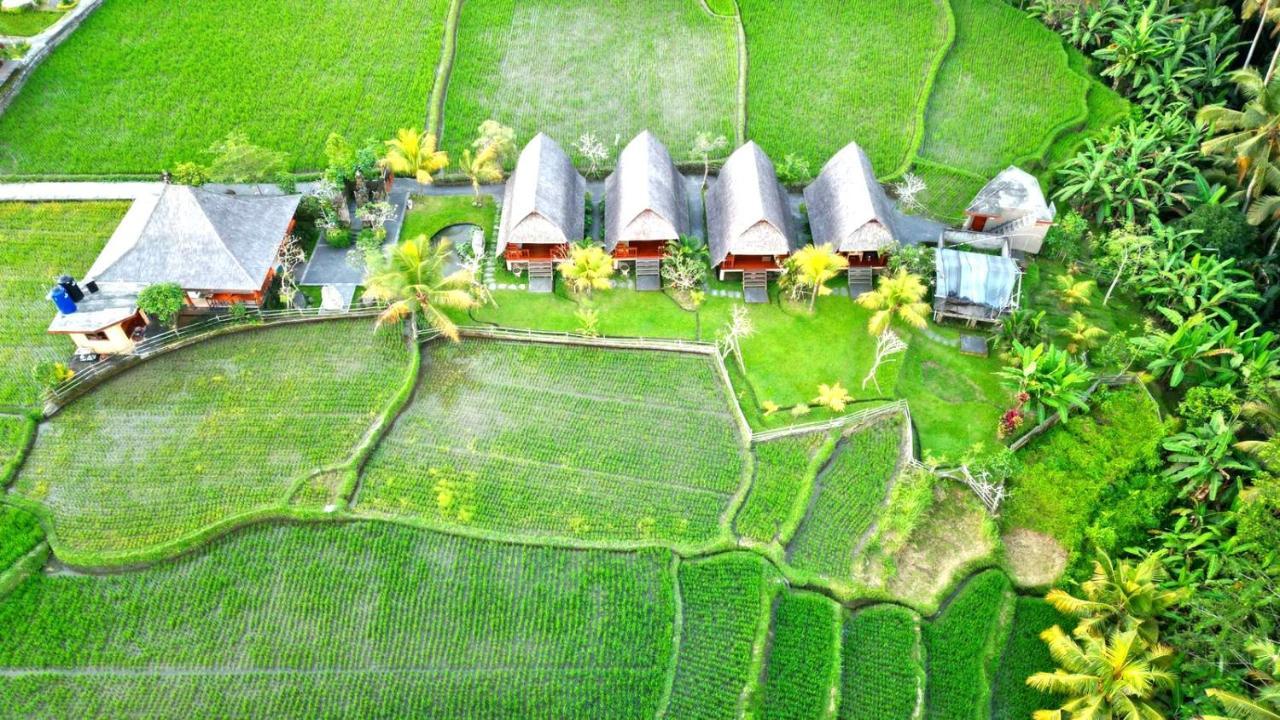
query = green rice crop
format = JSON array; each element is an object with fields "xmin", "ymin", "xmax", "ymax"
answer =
[
  {"xmin": 357, "ymin": 340, "xmax": 747, "ymax": 548},
  {"xmin": 0, "ymin": 506, "xmax": 42, "ymax": 575},
  {"xmin": 740, "ymin": 0, "xmax": 952, "ymax": 175},
  {"xmin": 923, "ymin": 570, "xmax": 1013, "ymax": 720},
  {"xmin": 13, "ymin": 321, "xmax": 411, "ymax": 561},
  {"xmin": 0, "ymin": 0, "xmax": 449, "ymax": 175},
  {"xmin": 785, "ymin": 417, "xmax": 904, "ymax": 583},
  {"xmin": 991, "ymin": 597, "xmax": 1072, "ymax": 720},
  {"xmin": 664, "ymin": 552, "xmax": 777, "ymax": 720},
  {"xmin": 735, "ymin": 432, "xmax": 832, "ymax": 545},
  {"xmin": 758, "ymin": 591, "xmax": 842, "ymax": 720},
  {"xmin": 910, "ymin": 160, "xmax": 988, "ymax": 224},
  {"xmin": 442, "ymin": 0, "xmax": 738, "ymax": 167},
  {"xmin": 0, "ymin": 202, "xmax": 130, "ymax": 409},
  {"xmin": 839, "ymin": 605, "xmax": 924, "ymax": 720},
  {"xmin": 919, "ymin": 0, "xmax": 1088, "ymax": 178},
  {"xmin": 0, "ymin": 522, "xmax": 676, "ymax": 718}
]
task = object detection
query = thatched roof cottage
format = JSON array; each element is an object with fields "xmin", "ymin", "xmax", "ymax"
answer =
[
  {"xmin": 604, "ymin": 131, "xmax": 690, "ymax": 291},
  {"xmin": 706, "ymin": 142, "xmax": 797, "ymax": 302},
  {"xmin": 496, "ymin": 133, "xmax": 586, "ymax": 292}
]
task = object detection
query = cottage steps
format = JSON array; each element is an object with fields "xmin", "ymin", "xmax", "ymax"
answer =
[
  {"xmin": 527, "ymin": 260, "xmax": 554, "ymax": 278},
  {"xmin": 848, "ymin": 267, "xmax": 874, "ymax": 297},
  {"xmin": 742, "ymin": 270, "xmax": 769, "ymax": 304},
  {"xmin": 635, "ymin": 259, "xmax": 661, "ymax": 291}
]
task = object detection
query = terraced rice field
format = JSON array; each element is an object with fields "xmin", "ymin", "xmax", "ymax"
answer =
[
  {"xmin": 786, "ymin": 416, "xmax": 905, "ymax": 585},
  {"xmin": 915, "ymin": 0, "xmax": 1089, "ymax": 195},
  {"xmin": 739, "ymin": 0, "xmax": 952, "ymax": 175},
  {"xmin": 838, "ymin": 605, "xmax": 924, "ymax": 720},
  {"xmin": 442, "ymin": 0, "xmax": 738, "ymax": 165},
  {"xmin": 734, "ymin": 431, "xmax": 833, "ymax": 545},
  {"xmin": 0, "ymin": 0, "xmax": 450, "ymax": 175},
  {"xmin": 11, "ymin": 321, "xmax": 412, "ymax": 562},
  {"xmin": 0, "ymin": 202, "xmax": 130, "ymax": 410},
  {"xmin": 356, "ymin": 340, "xmax": 748, "ymax": 548},
  {"xmin": 757, "ymin": 591, "xmax": 843, "ymax": 719},
  {"xmin": 923, "ymin": 570, "xmax": 1014, "ymax": 720},
  {"xmin": 0, "ymin": 523, "xmax": 678, "ymax": 718},
  {"xmin": 665, "ymin": 552, "xmax": 777, "ymax": 719}
]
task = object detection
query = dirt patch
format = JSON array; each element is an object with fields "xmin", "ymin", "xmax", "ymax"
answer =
[
  {"xmin": 1001, "ymin": 527, "xmax": 1067, "ymax": 589},
  {"xmin": 884, "ymin": 487, "xmax": 998, "ymax": 609}
]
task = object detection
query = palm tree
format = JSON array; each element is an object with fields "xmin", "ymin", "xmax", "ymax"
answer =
[
  {"xmin": 784, "ymin": 243, "xmax": 849, "ymax": 311},
  {"xmin": 856, "ymin": 269, "xmax": 930, "ymax": 336},
  {"xmin": 1060, "ymin": 312, "xmax": 1108, "ymax": 359},
  {"xmin": 1028, "ymin": 626, "xmax": 1175, "ymax": 720},
  {"xmin": 1243, "ymin": 0, "xmax": 1280, "ymax": 70},
  {"xmin": 559, "ymin": 243, "xmax": 614, "ymax": 297},
  {"xmin": 1203, "ymin": 637, "xmax": 1280, "ymax": 720},
  {"xmin": 1045, "ymin": 550, "xmax": 1184, "ymax": 645},
  {"xmin": 1055, "ymin": 273, "xmax": 1095, "ymax": 307},
  {"xmin": 460, "ymin": 145, "xmax": 504, "ymax": 208},
  {"xmin": 1198, "ymin": 69, "xmax": 1280, "ymax": 210},
  {"xmin": 813, "ymin": 382, "xmax": 853, "ymax": 412},
  {"xmin": 362, "ymin": 234, "xmax": 478, "ymax": 341},
  {"xmin": 381, "ymin": 129, "xmax": 449, "ymax": 185}
]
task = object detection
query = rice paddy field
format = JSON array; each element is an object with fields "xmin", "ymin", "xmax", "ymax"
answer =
[
  {"xmin": 10, "ymin": 321, "xmax": 412, "ymax": 563},
  {"xmin": 0, "ymin": 201, "xmax": 130, "ymax": 410},
  {"xmin": 786, "ymin": 417, "xmax": 906, "ymax": 586},
  {"xmin": 355, "ymin": 340, "xmax": 748, "ymax": 549},
  {"xmin": 739, "ymin": 0, "xmax": 952, "ymax": 175},
  {"xmin": 0, "ymin": 523, "xmax": 679, "ymax": 718},
  {"xmin": 441, "ymin": 0, "xmax": 738, "ymax": 166},
  {"xmin": 0, "ymin": 0, "xmax": 449, "ymax": 175}
]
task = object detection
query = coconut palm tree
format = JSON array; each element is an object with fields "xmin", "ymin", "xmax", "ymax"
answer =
[
  {"xmin": 460, "ymin": 145, "xmax": 504, "ymax": 208},
  {"xmin": 1045, "ymin": 550, "xmax": 1185, "ymax": 645},
  {"xmin": 381, "ymin": 129, "xmax": 449, "ymax": 185},
  {"xmin": 1028, "ymin": 626, "xmax": 1175, "ymax": 720},
  {"xmin": 1060, "ymin": 312, "xmax": 1108, "ymax": 359},
  {"xmin": 1198, "ymin": 69, "xmax": 1280, "ymax": 210},
  {"xmin": 559, "ymin": 243, "xmax": 615, "ymax": 297},
  {"xmin": 813, "ymin": 382, "xmax": 853, "ymax": 413},
  {"xmin": 362, "ymin": 234, "xmax": 478, "ymax": 341},
  {"xmin": 784, "ymin": 243, "xmax": 849, "ymax": 311},
  {"xmin": 1203, "ymin": 637, "xmax": 1280, "ymax": 720},
  {"xmin": 856, "ymin": 269, "xmax": 930, "ymax": 336},
  {"xmin": 1243, "ymin": 0, "xmax": 1280, "ymax": 70}
]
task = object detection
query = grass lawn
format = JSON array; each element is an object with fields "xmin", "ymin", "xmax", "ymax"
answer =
[
  {"xmin": 401, "ymin": 193, "xmax": 496, "ymax": 244},
  {"xmin": 12, "ymin": 321, "xmax": 412, "ymax": 563},
  {"xmin": 0, "ymin": 522, "xmax": 677, "ymax": 718},
  {"xmin": 464, "ymin": 287, "xmax": 898, "ymax": 414},
  {"xmin": 740, "ymin": 0, "xmax": 952, "ymax": 175},
  {"xmin": 355, "ymin": 339, "xmax": 747, "ymax": 550},
  {"xmin": 442, "ymin": 0, "xmax": 737, "ymax": 166},
  {"xmin": 918, "ymin": 0, "xmax": 1088, "ymax": 179},
  {"xmin": 0, "ymin": 9, "xmax": 62, "ymax": 36},
  {"xmin": 895, "ymin": 324, "xmax": 1010, "ymax": 461},
  {"xmin": 0, "ymin": 0, "xmax": 449, "ymax": 175},
  {"xmin": 0, "ymin": 201, "xmax": 130, "ymax": 410}
]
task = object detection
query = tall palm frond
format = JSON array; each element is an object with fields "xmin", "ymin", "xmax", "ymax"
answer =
[
  {"xmin": 362, "ymin": 234, "xmax": 478, "ymax": 341},
  {"xmin": 856, "ymin": 269, "xmax": 930, "ymax": 336}
]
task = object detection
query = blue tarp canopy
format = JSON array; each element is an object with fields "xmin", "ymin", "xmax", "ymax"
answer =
[{"xmin": 937, "ymin": 249, "xmax": 1020, "ymax": 311}]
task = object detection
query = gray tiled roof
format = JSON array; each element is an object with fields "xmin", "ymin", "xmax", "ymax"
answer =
[
  {"xmin": 496, "ymin": 133, "xmax": 586, "ymax": 254},
  {"xmin": 706, "ymin": 142, "xmax": 797, "ymax": 267},
  {"xmin": 87, "ymin": 185, "xmax": 300, "ymax": 293},
  {"xmin": 603, "ymin": 131, "xmax": 690, "ymax": 252}
]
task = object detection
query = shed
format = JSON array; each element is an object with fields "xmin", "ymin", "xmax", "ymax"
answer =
[
  {"xmin": 934, "ymin": 248, "xmax": 1022, "ymax": 325},
  {"xmin": 963, "ymin": 166, "xmax": 1055, "ymax": 254}
]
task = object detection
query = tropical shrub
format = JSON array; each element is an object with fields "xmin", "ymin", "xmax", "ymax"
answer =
[
  {"xmin": 137, "ymin": 282, "xmax": 185, "ymax": 327},
  {"xmin": 997, "ymin": 342, "xmax": 1094, "ymax": 424}
]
